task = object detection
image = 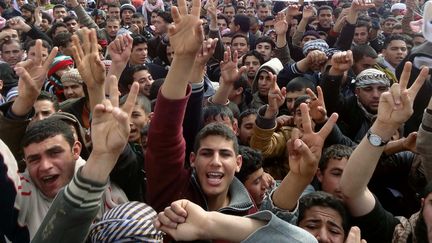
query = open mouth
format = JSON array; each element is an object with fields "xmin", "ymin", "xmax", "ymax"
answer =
[
  {"xmin": 41, "ymin": 175, "xmax": 59, "ymax": 185},
  {"xmin": 206, "ymin": 172, "xmax": 224, "ymax": 186}
]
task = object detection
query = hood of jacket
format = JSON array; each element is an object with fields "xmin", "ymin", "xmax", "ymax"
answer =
[{"xmin": 252, "ymin": 58, "xmax": 284, "ymax": 93}]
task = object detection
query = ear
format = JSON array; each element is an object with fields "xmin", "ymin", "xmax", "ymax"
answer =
[
  {"xmin": 355, "ymin": 87, "xmax": 360, "ymax": 96},
  {"xmin": 316, "ymin": 169, "xmax": 324, "ymax": 183},
  {"xmin": 234, "ymin": 87, "xmax": 243, "ymax": 96},
  {"xmin": 235, "ymin": 154, "xmax": 242, "ymax": 172},
  {"xmin": 422, "ymin": 198, "xmax": 425, "ymax": 207},
  {"xmin": 72, "ymin": 141, "xmax": 82, "ymax": 160},
  {"xmin": 190, "ymin": 152, "xmax": 196, "ymax": 168},
  {"xmin": 232, "ymin": 118, "xmax": 239, "ymax": 135}
]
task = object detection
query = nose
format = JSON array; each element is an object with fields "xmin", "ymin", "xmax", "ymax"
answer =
[
  {"xmin": 372, "ymin": 89, "xmax": 381, "ymax": 99},
  {"xmin": 39, "ymin": 157, "xmax": 54, "ymax": 171},
  {"xmin": 316, "ymin": 228, "xmax": 331, "ymax": 243},
  {"xmin": 209, "ymin": 153, "xmax": 223, "ymax": 167}
]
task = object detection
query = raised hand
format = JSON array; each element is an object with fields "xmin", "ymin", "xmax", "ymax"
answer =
[
  {"xmin": 12, "ymin": 39, "xmax": 58, "ymax": 116},
  {"xmin": 168, "ymin": 0, "xmax": 204, "ymax": 57},
  {"xmin": 285, "ymin": 4, "xmax": 302, "ymax": 17},
  {"xmin": 106, "ymin": 33, "xmax": 133, "ymax": 65},
  {"xmin": 8, "ymin": 17, "xmax": 31, "ymax": 32},
  {"xmin": 329, "ymin": 50, "xmax": 353, "ymax": 75},
  {"xmin": 71, "ymin": 28, "xmax": 106, "ymax": 90},
  {"xmin": 154, "ymin": 199, "xmax": 208, "ymax": 241},
  {"xmin": 376, "ymin": 62, "xmax": 429, "ymax": 130},
  {"xmin": 307, "ymin": 86, "xmax": 327, "ymax": 124},
  {"xmin": 264, "ymin": 72, "xmax": 286, "ymax": 118},
  {"xmin": 350, "ymin": 0, "xmax": 375, "ymax": 12},
  {"xmin": 81, "ymin": 79, "xmax": 139, "ymax": 182},
  {"xmin": 274, "ymin": 11, "xmax": 288, "ymax": 36},
  {"xmin": 91, "ymin": 79, "xmax": 138, "ymax": 159},
  {"xmin": 206, "ymin": 0, "xmax": 217, "ymax": 20},
  {"xmin": 287, "ymin": 103, "xmax": 338, "ymax": 179},
  {"xmin": 195, "ymin": 38, "xmax": 219, "ymax": 67},
  {"xmin": 220, "ymin": 47, "xmax": 247, "ymax": 84},
  {"xmin": 302, "ymin": 5, "xmax": 315, "ymax": 20},
  {"xmin": 306, "ymin": 50, "xmax": 328, "ymax": 66}
]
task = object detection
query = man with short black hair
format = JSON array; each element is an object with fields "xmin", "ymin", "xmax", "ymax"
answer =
[{"xmin": 380, "ymin": 35, "xmax": 408, "ymax": 74}]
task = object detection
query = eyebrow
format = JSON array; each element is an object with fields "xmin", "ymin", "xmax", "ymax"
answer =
[{"xmin": 26, "ymin": 145, "xmax": 65, "ymax": 160}]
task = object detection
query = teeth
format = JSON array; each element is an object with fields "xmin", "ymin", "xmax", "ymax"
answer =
[
  {"xmin": 42, "ymin": 175, "xmax": 55, "ymax": 181},
  {"xmin": 207, "ymin": 172, "xmax": 223, "ymax": 178}
]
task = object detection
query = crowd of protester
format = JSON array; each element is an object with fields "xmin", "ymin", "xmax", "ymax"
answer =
[{"xmin": 0, "ymin": 0, "xmax": 432, "ymax": 241}]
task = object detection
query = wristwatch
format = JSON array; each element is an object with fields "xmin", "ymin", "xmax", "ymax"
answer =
[{"xmin": 367, "ymin": 131, "xmax": 389, "ymax": 147}]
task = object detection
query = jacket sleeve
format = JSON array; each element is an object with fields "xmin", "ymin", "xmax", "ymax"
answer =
[
  {"xmin": 0, "ymin": 139, "xmax": 30, "ymax": 242},
  {"xmin": 273, "ymin": 44, "xmax": 293, "ymax": 66},
  {"xmin": 324, "ymin": 124, "xmax": 357, "ymax": 148},
  {"xmin": 183, "ymin": 82, "xmax": 204, "ymax": 164},
  {"xmin": 334, "ymin": 23, "xmax": 355, "ymax": 51},
  {"xmin": 250, "ymin": 105, "xmax": 291, "ymax": 159},
  {"xmin": 25, "ymin": 25, "xmax": 53, "ymax": 45},
  {"xmin": 0, "ymin": 102, "xmax": 32, "ymax": 161},
  {"xmin": 416, "ymin": 109, "xmax": 432, "ymax": 182},
  {"xmin": 277, "ymin": 63, "xmax": 303, "ymax": 89},
  {"xmin": 72, "ymin": 4, "xmax": 99, "ymax": 30},
  {"xmin": 145, "ymin": 86, "xmax": 192, "ymax": 213},
  {"xmin": 291, "ymin": 29, "xmax": 303, "ymax": 48},
  {"xmin": 320, "ymin": 68, "xmax": 347, "ymax": 116},
  {"xmin": 31, "ymin": 167, "xmax": 106, "ymax": 243}
]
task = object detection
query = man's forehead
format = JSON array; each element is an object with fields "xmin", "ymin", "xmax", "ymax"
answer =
[{"xmin": 24, "ymin": 134, "xmax": 68, "ymax": 153}]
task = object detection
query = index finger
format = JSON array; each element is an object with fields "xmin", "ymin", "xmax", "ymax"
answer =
[
  {"xmin": 122, "ymin": 82, "xmax": 139, "ymax": 116},
  {"xmin": 34, "ymin": 39, "xmax": 43, "ymax": 65},
  {"xmin": 317, "ymin": 86, "xmax": 325, "ymax": 104},
  {"xmin": 300, "ymin": 103, "xmax": 313, "ymax": 134},
  {"xmin": 399, "ymin": 62, "xmax": 412, "ymax": 91},
  {"xmin": 90, "ymin": 28, "xmax": 99, "ymax": 54},
  {"xmin": 317, "ymin": 112, "xmax": 338, "ymax": 139}
]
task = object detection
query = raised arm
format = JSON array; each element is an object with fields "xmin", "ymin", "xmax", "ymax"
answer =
[
  {"xmin": 340, "ymin": 63, "xmax": 429, "ymax": 217},
  {"xmin": 154, "ymin": 199, "xmax": 317, "ymax": 242},
  {"xmin": 145, "ymin": 0, "xmax": 205, "ymax": 212},
  {"xmin": 273, "ymin": 11, "xmax": 292, "ymax": 65},
  {"xmin": 416, "ymin": 90, "xmax": 432, "ymax": 182},
  {"xmin": 210, "ymin": 47, "xmax": 246, "ymax": 105},
  {"xmin": 272, "ymin": 103, "xmax": 337, "ymax": 211},
  {"xmin": 292, "ymin": 5, "xmax": 314, "ymax": 48},
  {"xmin": 321, "ymin": 50, "xmax": 353, "ymax": 115}
]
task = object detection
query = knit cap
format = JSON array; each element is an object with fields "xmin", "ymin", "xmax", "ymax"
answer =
[
  {"xmin": 88, "ymin": 201, "xmax": 163, "ymax": 242},
  {"xmin": 355, "ymin": 68, "xmax": 391, "ymax": 88},
  {"xmin": 120, "ymin": 3, "xmax": 136, "ymax": 14},
  {"xmin": 302, "ymin": 30, "xmax": 320, "ymax": 40},
  {"xmin": 61, "ymin": 69, "xmax": 83, "ymax": 84},
  {"xmin": 48, "ymin": 55, "xmax": 74, "ymax": 77},
  {"xmin": 303, "ymin": 39, "xmax": 329, "ymax": 55}
]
